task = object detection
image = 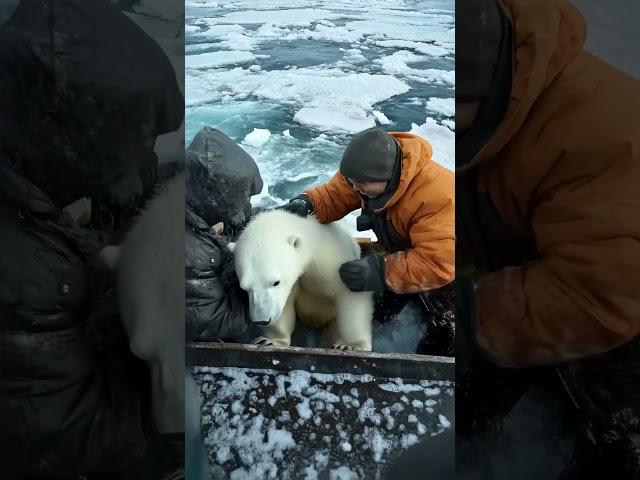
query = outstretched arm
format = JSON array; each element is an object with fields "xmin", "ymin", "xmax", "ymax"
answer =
[{"xmin": 304, "ymin": 172, "xmax": 361, "ymax": 223}]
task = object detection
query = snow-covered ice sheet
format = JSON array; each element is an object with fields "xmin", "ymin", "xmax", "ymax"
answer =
[
  {"xmin": 186, "ymin": 50, "xmax": 256, "ymax": 69},
  {"xmin": 293, "ymin": 107, "xmax": 376, "ymax": 134},
  {"xmin": 192, "ymin": 366, "xmax": 454, "ymax": 479},
  {"xmin": 426, "ymin": 97, "xmax": 455, "ymax": 118},
  {"xmin": 187, "ymin": 67, "xmax": 411, "ymax": 117}
]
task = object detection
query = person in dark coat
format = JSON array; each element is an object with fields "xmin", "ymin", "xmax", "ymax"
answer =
[
  {"xmin": 185, "ymin": 127, "xmax": 264, "ymax": 343},
  {"xmin": 184, "ymin": 127, "xmax": 263, "ymax": 480},
  {"xmin": 0, "ymin": 1, "xmax": 184, "ymax": 478}
]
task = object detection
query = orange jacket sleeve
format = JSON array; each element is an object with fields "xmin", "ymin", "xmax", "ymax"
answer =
[
  {"xmin": 385, "ymin": 179, "xmax": 455, "ymax": 294},
  {"xmin": 304, "ymin": 172, "xmax": 361, "ymax": 223},
  {"xmin": 475, "ymin": 181, "xmax": 640, "ymax": 368}
]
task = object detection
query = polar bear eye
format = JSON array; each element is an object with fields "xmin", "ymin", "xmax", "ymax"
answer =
[{"xmin": 272, "ymin": 281, "xmax": 280, "ymax": 287}]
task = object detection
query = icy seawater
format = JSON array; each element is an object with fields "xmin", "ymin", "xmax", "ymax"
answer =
[{"xmin": 185, "ymin": 0, "xmax": 455, "ymax": 235}]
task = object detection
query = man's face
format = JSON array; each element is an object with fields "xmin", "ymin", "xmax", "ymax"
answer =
[{"xmin": 348, "ymin": 179, "xmax": 388, "ymax": 198}]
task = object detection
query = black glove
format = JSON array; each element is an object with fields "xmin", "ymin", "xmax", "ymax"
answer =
[
  {"xmin": 275, "ymin": 194, "xmax": 313, "ymax": 217},
  {"xmin": 339, "ymin": 254, "xmax": 386, "ymax": 292}
]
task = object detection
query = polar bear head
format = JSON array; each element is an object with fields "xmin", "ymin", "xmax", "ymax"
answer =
[{"xmin": 227, "ymin": 211, "xmax": 311, "ymax": 326}]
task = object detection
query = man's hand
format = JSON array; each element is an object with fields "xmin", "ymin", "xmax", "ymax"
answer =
[
  {"xmin": 339, "ymin": 254, "xmax": 386, "ymax": 292},
  {"xmin": 275, "ymin": 194, "xmax": 313, "ymax": 217}
]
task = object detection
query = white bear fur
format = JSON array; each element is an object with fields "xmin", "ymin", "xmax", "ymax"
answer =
[
  {"xmin": 99, "ymin": 173, "xmax": 185, "ymax": 434},
  {"xmin": 228, "ymin": 210, "xmax": 374, "ymax": 351}
]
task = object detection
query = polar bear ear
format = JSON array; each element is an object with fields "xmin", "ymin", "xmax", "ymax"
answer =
[
  {"xmin": 226, "ymin": 242, "xmax": 236, "ymax": 254},
  {"xmin": 287, "ymin": 235, "xmax": 301, "ymax": 249}
]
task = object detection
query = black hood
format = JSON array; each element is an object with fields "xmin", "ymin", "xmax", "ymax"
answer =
[
  {"xmin": 186, "ymin": 127, "xmax": 263, "ymax": 228},
  {"xmin": 0, "ymin": 152, "xmax": 106, "ymax": 258},
  {"xmin": 0, "ymin": 0, "xmax": 184, "ymax": 208}
]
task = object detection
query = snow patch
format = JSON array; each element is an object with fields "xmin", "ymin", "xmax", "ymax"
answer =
[
  {"xmin": 380, "ymin": 378, "xmax": 429, "ymax": 394},
  {"xmin": 401, "ymin": 433, "xmax": 420, "ymax": 448},
  {"xmin": 358, "ymin": 398, "xmax": 382, "ymax": 425},
  {"xmin": 296, "ymin": 398, "xmax": 313, "ymax": 420},
  {"xmin": 330, "ymin": 465, "xmax": 359, "ymax": 480},
  {"xmin": 439, "ymin": 414, "xmax": 451, "ymax": 429}
]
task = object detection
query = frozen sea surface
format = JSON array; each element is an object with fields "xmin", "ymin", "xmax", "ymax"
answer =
[{"xmin": 186, "ymin": 0, "xmax": 454, "ymax": 238}]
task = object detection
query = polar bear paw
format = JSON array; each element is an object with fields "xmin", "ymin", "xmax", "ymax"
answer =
[
  {"xmin": 253, "ymin": 336, "xmax": 275, "ymax": 346},
  {"xmin": 331, "ymin": 343, "xmax": 354, "ymax": 351}
]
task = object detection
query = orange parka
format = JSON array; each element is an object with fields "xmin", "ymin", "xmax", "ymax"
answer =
[
  {"xmin": 461, "ymin": 0, "xmax": 640, "ymax": 367},
  {"xmin": 305, "ymin": 132, "xmax": 455, "ymax": 294}
]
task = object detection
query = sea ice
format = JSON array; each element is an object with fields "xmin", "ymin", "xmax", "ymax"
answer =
[
  {"xmin": 410, "ymin": 117, "xmax": 454, "ymax": 171},
  {"xmin": 243, "ymin": 128, "xmax": 272, "ymax": 147},
  {"xmin": 376, "ymin": 39, "xmax": 450, "ymax": 57},
  {"xmin": 425, "ymin": 97, "xmax": 455, "ymax": 117},
  {"xmin": 214, "ymin": 8, "xmax": 342, "ymax": 27},
  {"xmin": 186, "ymin": 50, "xmax": 256, "ymax": 70},
  {"xmin": 294, "ymin": 107, "xmax": 375, "ymax": 134},
  {"xmin": 372, "ymin": 110, "xmax": 391, "ymax": 125}
]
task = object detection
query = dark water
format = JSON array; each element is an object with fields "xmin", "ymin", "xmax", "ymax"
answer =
[{"xmin": 256, "ymin": 40, "xmax": 345, "ymax": 70}]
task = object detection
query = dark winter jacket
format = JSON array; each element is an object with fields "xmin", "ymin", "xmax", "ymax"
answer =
[
  {"xmin": 185, "ymin": 207, "xmax": 249, "ymax": 342},
  {"xmin": 184, "ymin": 127, "xmax": 263, "ymax": 342},
  {"xmin": 0, "ymin": 160, "xmax": 148, "ymax": 478},
  {"xmin": 0, "ymin": 0, "xmax": 184, "ymax": 476}
]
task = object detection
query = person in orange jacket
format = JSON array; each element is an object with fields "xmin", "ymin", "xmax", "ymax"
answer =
[
  {"xmin": 455, "ymin": 0, "xmax": 640, "ymax": 477},
  {"xmin": 278, "ymin": 127, "xmax": 455, "ymax": 355}
]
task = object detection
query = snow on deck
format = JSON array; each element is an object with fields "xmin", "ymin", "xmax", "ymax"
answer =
[{"xmin": 192, "ymin": 366, "xmax": 453, "ymax": 479}]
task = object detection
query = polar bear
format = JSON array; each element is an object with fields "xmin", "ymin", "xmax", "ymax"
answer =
[
  {"xmin": 100, "ymin": 173, "xmax": 184, "ymax": 434},
  {"xmin": 227, "ymin": 210, "xmax": 374, "ymax": 351}
]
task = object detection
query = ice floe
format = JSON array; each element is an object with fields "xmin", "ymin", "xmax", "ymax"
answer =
[
  {"xmin": 243, "ymin": 128, "xmax": 272, "ymax": 147},
  {"xmin": 410, "ymin": 117, "xmax": 454, "ymax": 171},
  {"xmin": 186, "ymin": 50, "xmax": 256, "ymax": 69},
  {"xmin": 426, "ymin": 96, "xmax": 455, "ymax": 117},
  {"xmin": 294, "ymin": 107, "xmax": 375, "ymax": 134}
]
